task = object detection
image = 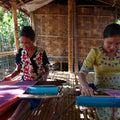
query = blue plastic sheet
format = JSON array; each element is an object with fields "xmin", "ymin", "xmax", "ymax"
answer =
[{"xmin": 77, "ymin": 96, "xmax": 120, "ymax": 107}]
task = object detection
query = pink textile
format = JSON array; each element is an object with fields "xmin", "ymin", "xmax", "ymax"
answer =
[
  {"xmin": 0, "ymin": 81, "xmax": 37, "ymax": 111},
  {"xmin": 102, "ymin": 90, "xmax": 120, "ymax": 97}
]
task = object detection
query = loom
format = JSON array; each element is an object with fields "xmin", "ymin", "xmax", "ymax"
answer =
[
  {"xmin": 0, "ymin": 81, "xmax": 60, "ymax": 112},
  {"xmin": 77, "ymin": 90, "xmax": 120, "ymax": 107}
]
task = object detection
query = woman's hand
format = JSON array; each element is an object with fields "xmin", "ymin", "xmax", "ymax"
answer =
[
  {"xmin": 81, "ymin": 85, "xmax": 94, "ymax": 96},
  {"xmin": 2, "ymin": 65, "xmax": 21, "ymax": 82}
]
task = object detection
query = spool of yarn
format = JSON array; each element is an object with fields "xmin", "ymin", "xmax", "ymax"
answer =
[
  {"xmin": 77, "ymin": 96, "xmax": 120, "ymax": 107},
  {"xmin": 25, "ymin": 87, "xmax": 59, "ymax": 95}
]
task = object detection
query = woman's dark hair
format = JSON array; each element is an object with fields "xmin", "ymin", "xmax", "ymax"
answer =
[
  {"xmin": 20, "ymin": 26, "xmax": 35, "ymax": 41},
  {"xmin": 103, "ymin": 23, "xmax": 120, "ymax": 38}
]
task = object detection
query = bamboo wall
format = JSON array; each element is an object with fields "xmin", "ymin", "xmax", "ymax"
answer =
[
  {"xmin": 33, "ymin": 3, "xmax": 117, "ymax": 70},
  {"xmin": 77, "ymin": 6, "xmax": 116, "ymax": 63},
  {"xmin": 33, "ymin": 4, "xmax": 68, "ymax": 63}
]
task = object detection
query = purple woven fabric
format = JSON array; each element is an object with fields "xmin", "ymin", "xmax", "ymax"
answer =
[
  {"xmin": 102, "ymin": 90, "xmax": 120, "ymax": 97},
  {"xmin": 0, "ymin": 81, "xmax": 37, "ymax": 111}
]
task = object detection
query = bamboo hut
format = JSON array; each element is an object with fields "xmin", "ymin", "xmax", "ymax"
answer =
[
  {"xmin": 0, "ymin": 0, "xmax": 120, "ymax": 73},
  {"xmin": 0, "ymin": 0, "xmax": 120, "ymax": 120}
]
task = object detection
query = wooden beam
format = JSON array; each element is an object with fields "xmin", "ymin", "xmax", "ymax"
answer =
[
  {"xmin": 0, "ymin": 0, "xmax": 11, "ymax": 6},
  {"xmin": 30, "ymin": 13, "xmax": 36, "ymax": 46},
  {"xmin": 68, "ymin": 0, "xmax": 73, "ymax": 73},
  {"xmin": 17, "ymin": 0, "xmax": 24, "ymax": 7},
  {"xmin": 35, "ymin": 14, "xmax": 67, "ymax": 16},
  {"xmin": 73, "ymin": 0, "xmax": 78, "ymax": 73},
  {"xmin": 60, "ymin": 62, "xmax": 62, "ymax": 71},
  {"xmin": 19, "ymin": 0, "xmax": 24, "ymax": 4},
  {"xmin": 77, "ymin": 5, "xmax": 110, "ymax": 7},
  {"xmin": 0, "ymin": 51, "xmax": 16, "ymax": 57},
  {"xmin": 11, "ymin": 0, "xmax": 20, "ymax": 51},
  {"xmin": 96, "ymin": 0, "xmax": 112, "ymax": 6},
  {"xmin": 18, "ymin": 94, "xmax": 63, "ymax": 99},
  {"xmin": 114, "ymin": 7, "xmax": 117, "ymax": 22}
]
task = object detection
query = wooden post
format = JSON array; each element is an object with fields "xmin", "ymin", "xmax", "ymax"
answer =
[
  {"xmin": 73, "ymin": 0, "xmax": 78, "ymax": 73},
  {"xmin": 68, "ymin": 0, "xmax": 73, "ymax": 73},
  {"xmin": 60, "ymin": 62, "xmax": 62, "ymax": 71},
  {"xmin": 11, "ymin": 0, "xmax": 20, "ymax": 51},
  {"xmin": 114, "ymin": 8, "xmax": 117, "ymax": 22},
  {"xmin": 30, "ymin": 13, "xmax": 36, "ymax": 46}
]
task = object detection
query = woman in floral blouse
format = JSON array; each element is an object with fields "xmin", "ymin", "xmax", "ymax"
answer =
[{"xmin": 3, "ymin": 26, "xmax": 49, "ymax": 120}]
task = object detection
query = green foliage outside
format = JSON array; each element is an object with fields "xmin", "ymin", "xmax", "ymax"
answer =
[
  {"xmin": 0, "ymin": 7, "xmax": 30, "ymax": 52},
  {"xmin": 117, "ymin": 20, "xmax": 120, "ymax": 25}
]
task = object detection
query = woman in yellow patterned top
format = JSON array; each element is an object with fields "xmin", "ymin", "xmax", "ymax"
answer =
[{"xmin": 78, "ymin": 23, "xmax": 120, "ymax": 120}]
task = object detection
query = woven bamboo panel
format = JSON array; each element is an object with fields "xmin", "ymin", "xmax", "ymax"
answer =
[
  {"xmin": 34, "ymin": 4, "xmax": 68, "ymax": 63},
  {"xmin": 33, "ymin": 4, "xmax": 68, "ymax": 15},
  {"xmin": 77, "ymin": 6, "xmax": 116, "ymax": 59},
  {"xmin": 78, "ymin": 39, "xmax": 102, "ymax": 57},
  {"xmin": 36, "ymin": 36, "xmax": 68, "ymax": 57},
  {"xmin": 33, "ymin": 3, "xmax": 117, "ymax": 63}
]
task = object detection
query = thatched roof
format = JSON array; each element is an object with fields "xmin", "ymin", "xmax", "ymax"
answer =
[{"xmin": 0, "ymin": 0, "xmax": 120, "ymax": 15}]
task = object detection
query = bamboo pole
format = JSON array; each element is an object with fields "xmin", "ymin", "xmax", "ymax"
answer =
[
  {"xmin": 18, "ymin": 94, "xmax": 63, "ymax": 99},
  {"xmin": 83, "ymin": 109, "xmax": 88, "ymax": 120},
  {"xmin": 0, "ymin": 51, "xmax": 16, "ymax": 57},
  {"xmin": 60, "ymin": 61, "xmax": 62, "ymax": 71},
  {"xmin": 114, "ymin": 8, "xmax": 117, "ymax": 22},
  {"xmin": 11, "ymin": 0, "xmax": 20, "ymax": 51},
  {"xmin": 73, "ymin": 0, "xmax": 78, "ymax": 73},
  {"xmin": 68, "ymin": 0, "xmax": 73, "ymax": 73},
  {"xmin": 17, "ymin": 0, "xmax": 24, "ymax": 7},
  {"xmin": 87, "ymin": 109, "xmax": 94, "ymax": 120},
  {"xmin": 97, "ymin": 0, "xmax": 112, "ymax": 6},
  {"xmin": 93, "ymin": 109, "xmax": 99, "ymax": 120},
  {"xmin": 30, "ymin": 13, "xmax": 36, "ymax": 46},
  {"xmin": 30, "ymin": 13, "xmax": 35, "ymax": 31}
]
